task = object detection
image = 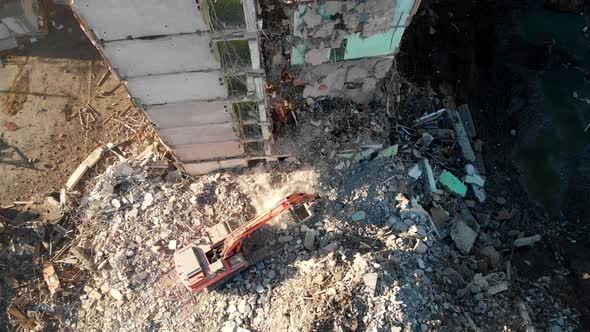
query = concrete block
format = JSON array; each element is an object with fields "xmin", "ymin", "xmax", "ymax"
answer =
[
  {"xmin": 450, "ymin": 217, "xmax": 477, "ymax": 254},
  {"xmin": 439, "ymin": 170, "xmax": 467, "ymax": 197}
]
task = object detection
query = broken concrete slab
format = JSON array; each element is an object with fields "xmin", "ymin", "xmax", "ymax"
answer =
[
  {"xmin": 487, "ymin": 282, "xmax": 509, "ymax": 295},
  {"xmin": 421, "ymin": 159, "xmax": 437, "ymax": 193},
  {"xmin": 361, "ymin": 78, "xmax": 378, "ymax": 93},
  {"xmin": 324, "ymin": 68, "xmax": 347, "ymax": 93},
  {"xmin": 141, "ymin": 192, "xmax": 154, "ymax": 210},
  {"xmin": 472, "ymin": 185, "xmax": 487, "ymax": 203},
  {"xmin": 399, "ymin": 204, "xmax": 430, "ymax": 221},
  {"xmin": 447, "ymin": 109, "xmax": 476, "ymax": 162},
  {"xmin": 513, "ymin": 234, "xmax": 541, "ymax": 247},
  {"xmin": 302, "ymin": 9, "xmax": 322, "ymax": 27},
  {"xmin": 408, "ymin": 163, "xmax": 423, "ymax": 180},
  {"xmin": 439, "ymin": 170, "xmax": 467, "ymax": 197},
  {"xmin": 304, "ymin": 229, "xmax": 316, "ymax": 250},
  {"xmin": 66, "ymin": 147, "xmax": 105, "ymax": 190},
  {"xmin": 109, "ymin": 288, "xmax": 124, "ymax": 301},
  {"xmin": 465, "ymin": 175, "xmax": 485, "ymax": 187},
  {"xmin": 413, "ymin": 239, "xmax": 428, "ymax": 254},
  {"xmin": 413, "ymin": 108, "xmax": 446, "ymax": 127},
  {"xmin": 363, "ymin": 272, "xmax": 378, "ymax": 296},
  {"xmin": 450, "ymin": 217, "xmax": 478, "ymax": 254},
  {"xmin": 379, "ymin": 144, "xmax": 399, "ymax": 158}
]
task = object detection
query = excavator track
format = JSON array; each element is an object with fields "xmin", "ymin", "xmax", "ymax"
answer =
[
  {"xmin": 208, "ymin": 242, "xmax": 282, "ymax": 292},
  {"xmin": 245, "ymin": 242, "xmax": 283, "ymax": 265},
  {"xmin": 206, "ymin": 266, "xmax": 247, "ymax": 291}
]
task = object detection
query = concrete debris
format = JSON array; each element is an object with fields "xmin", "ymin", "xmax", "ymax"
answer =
[
  {"xmin": 5, "ymin": 76, "xmax": 577, "ymax": 331},
  {"xmin": 514, "ymin": 235, "xmax": 542, "ymax": 247},
  {"xmin": 487, "ymin": 282, "xmax": 509, "ymax": 295},
  {"xmin": 304, "ymin": 229, "xmax": 317, "ymax": 250},
  {"xmin": 413, "ymin": 239, "xmax": 429, "ymax": 254},
  {"xmin": 413, "ymin": 108, "xmax": 447, "ymax": 127},
  {"xmin": 298, "ymin": 57, "xmax": 395, "ymax": 104},
  {"xmin": 439, "ymin": 170, "xmax": 468, "ymax": 197},
  {"xmin": 416, "ymin": 132, "xmax": 434, "ymax": 148},
  {"xmin": 450, "ymin": 217, "xmax": 478, "ymax": 254},
  {"xmin": 465, "ymin": 175, "xmax": 485, "ymax": 187},
  {"xmin": 111, "ymin": 199, "xmax": 121, "ymax": 209},
  {"xmin": 421, "ymin": 159, "xmax": 437, "ymax": 193},
  {"xmin": 379, "ymin": 144, "xmax": 399, "ymax": 158},
  {"xmin": 399, "ymin": 204, "xmax": 430, "ymax": 222},
  {"xmin": 465, "ymin": 164, "xmax": 477, "ymax": 176},
  {"xmin": 447, "ymin": 109, "xmax": 476, "ymax": 162},
  {"xmin": 141, "ymin": 192, "xmax": 154, "ymax": 210},
  {"xmin": 363, "ymin": 273, "xmax": 378, "ymax": 296},
  {"xmin": 408, "ymin": 163, "xmax": 423, "ymax": 179},
  {"xmin": 109, "ymin": 288, "xmax": 124, "ymax": 301},
  {"xmin": 472, "ymin": 185, "xmax": 487, "ymax": 203},
  {"xmin": 351, "ymin": 210, "xmax": 366, "ymax": 221}
]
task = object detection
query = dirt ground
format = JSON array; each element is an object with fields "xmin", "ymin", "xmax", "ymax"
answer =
[{"xmin": 0, "ymin": 7, "xmax": 151, "ymax": 206}]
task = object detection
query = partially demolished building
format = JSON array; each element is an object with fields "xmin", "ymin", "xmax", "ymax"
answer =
[{"xmin": 69, "ymin": 0, "xmax": 421, "ymax": 174}]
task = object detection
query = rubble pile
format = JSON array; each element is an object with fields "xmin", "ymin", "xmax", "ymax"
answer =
[
  {"xmin": 1, "ymin": 102, "xmax": 581, "ymax": 331},
  {"xmin": 68, "ymin": 158, "xmax": 259, "ymax": 330},
  {"xmin": 276, "ymin": 98, "xmax": 390, "ymax": 163}
]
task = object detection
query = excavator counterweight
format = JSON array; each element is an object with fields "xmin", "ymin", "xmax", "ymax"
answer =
[{"xmin": 174, "ymin": 193, "xmax": 317, "ymax": 294}]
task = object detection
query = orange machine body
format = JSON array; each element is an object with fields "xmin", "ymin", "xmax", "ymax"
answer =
[{"xmin": 174, "ymin": 193, "xmax": 317, "ymax": 294}]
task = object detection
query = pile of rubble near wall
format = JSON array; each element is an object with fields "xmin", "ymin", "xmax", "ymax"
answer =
[{"xmin": 1, "ymin": 105, "xmax": 580, "ymax": 331}]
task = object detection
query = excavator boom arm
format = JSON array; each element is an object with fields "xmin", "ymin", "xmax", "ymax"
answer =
[{"xmin": 221, "ymin": 193, "xmax": 317, "ymax": 259}]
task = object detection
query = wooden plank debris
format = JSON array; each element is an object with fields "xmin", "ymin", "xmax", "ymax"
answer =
[
  {"xmin": 7, "ymin": 307, "xmax": 36, "ymax": 330},
  {"xmin": 65, "ymin": 146, "xmax": 105, "ymax": 190},
  {"xmin": 413, "ymin": 108, "xmax": 447, "ymax": 127},
  {"xmin": 96, "ymin": 69, "xmax": 111, "ymax": 88}
]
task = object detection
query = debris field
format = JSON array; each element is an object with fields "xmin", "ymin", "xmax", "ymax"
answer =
[{"xmin": 0, "ymin": 92, "xmax": 580, "ymax": 332}]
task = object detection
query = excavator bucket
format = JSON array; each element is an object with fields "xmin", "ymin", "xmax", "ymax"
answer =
[{"xmin": 290, "ymin": 202, "xmax": 314, "ymax": 222}]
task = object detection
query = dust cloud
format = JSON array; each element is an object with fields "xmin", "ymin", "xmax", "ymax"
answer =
[{"xmin": 238, "ymin": 169, "xmax": 320, "ymax": 213}]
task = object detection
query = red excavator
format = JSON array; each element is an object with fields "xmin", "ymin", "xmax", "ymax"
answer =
[{"xmin": 174, "ymin": 193, "xmax": 318, "ymax": 294}]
